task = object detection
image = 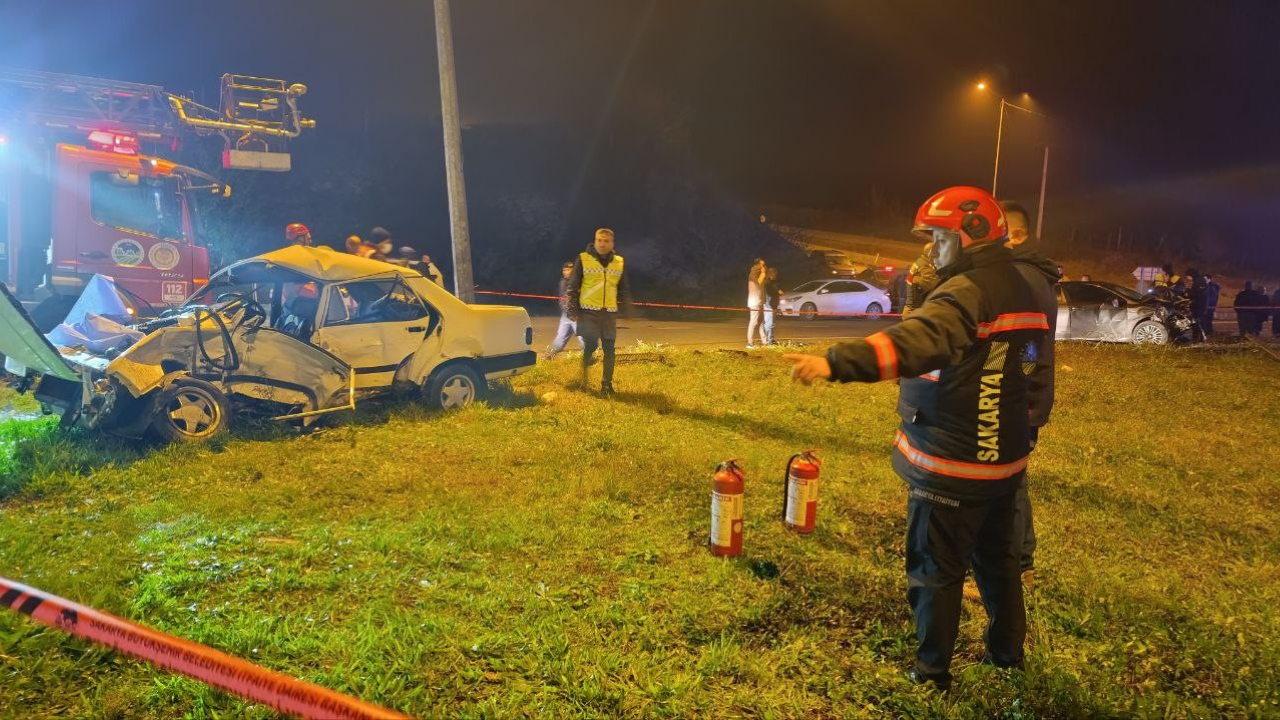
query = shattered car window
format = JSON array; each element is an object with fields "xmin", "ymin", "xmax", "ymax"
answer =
[{"xmin": 323, "ymin": 279, "xmax": 428, "ymax": 327}]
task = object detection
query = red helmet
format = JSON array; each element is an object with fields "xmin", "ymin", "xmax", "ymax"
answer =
[
  {"xmin": 285, "ymin": 222, "xmax": 311, "ymax": 240},
  {"xmin": 912, "ymin": 186, "xmax": 1006, "ymax": 247}
]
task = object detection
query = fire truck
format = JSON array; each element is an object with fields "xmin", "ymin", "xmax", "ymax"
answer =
[{"xmin": 0, "ymin": 67, "xmax": 315, "ymax": 330}]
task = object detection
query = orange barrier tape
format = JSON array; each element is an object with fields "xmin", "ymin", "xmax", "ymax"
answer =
[
  {"xmin": 0, "ymin": 576, "xmax": 411, "ymax": 719},
  {"xmin": 474, "ymin": 290, "xmax": 903, "ymax": 319}
]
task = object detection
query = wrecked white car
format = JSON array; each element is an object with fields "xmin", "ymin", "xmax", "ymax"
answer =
[{"xmin": 1, "ymin": 246, "xmax": 536, "ymax": 442}]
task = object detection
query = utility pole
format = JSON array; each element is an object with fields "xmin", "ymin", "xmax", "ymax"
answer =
[
  {"xmin": 434, "ymin": 0, "xmax": 474, "ymax": 302},
  {"xmin": 1035, "ymin": 145, "xmax": 1049, "ymax": 240}
]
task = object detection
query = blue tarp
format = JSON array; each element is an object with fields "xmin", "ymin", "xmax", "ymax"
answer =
[{"xmin": 45, "ymin": 275, "xmax": 144, "ymax": 355}]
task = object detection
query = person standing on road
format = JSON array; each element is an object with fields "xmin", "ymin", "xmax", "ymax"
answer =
[
  {"xmin": 1258, "ymin": 286, "xmax": 1272, "ymax": 336},
  {"xmin": 567, "ymin": 228, "xmax": 634, "ymax": 396},
  {"xmin": 785, "ymin": 187, "xmax": 1050, "ymax": 690},
  {"xmin": 546, "ymin": 261, "xmax": 583, "ymax": 360},
  {"xmin": 761, "ymin": 267, "xmax": 782, "ymax": 346},
  {"xmin": 1203, "ymin": 274, "xmax": 1220, "ymax": 336},
  {"xmin": 1001, "ymin": 200, "xmax": 1060, "ymax": 584},
  {"xmin": 1235, "ymin": 281, "xmax": 1258, "ymax": 337},
  {"xmin": 746, "ymin": 258, "xmax": 767, "ymax": 348},
  {"xmin": 1186, "ymin": 270, "xmax": 1207, "ymax": 339},
  {"xmin": 1271, "ymin": 286, "xmax": 1280, "ymax": 337},
  {"xmin": 344, "ymin": 235, "xmax": 364, "ymax": 255}
]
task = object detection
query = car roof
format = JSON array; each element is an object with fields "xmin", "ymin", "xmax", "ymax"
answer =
[{"xmin": 226, "ymin": 246, "xmax": 422, "ymax": 283}]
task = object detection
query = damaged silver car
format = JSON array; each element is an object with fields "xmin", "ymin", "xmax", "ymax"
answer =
[
  {"xmin": 1, "ymin": 247, "xmax": 536, "ymax": 442},
  {"xmin": 1056, "ymin": 280, "xmax": 1198, "ymax": 345}
]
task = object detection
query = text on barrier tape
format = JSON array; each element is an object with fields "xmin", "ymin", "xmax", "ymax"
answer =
[{"xmin": 0, "ymin": 576, "xmax": 411, "ymax": 719}]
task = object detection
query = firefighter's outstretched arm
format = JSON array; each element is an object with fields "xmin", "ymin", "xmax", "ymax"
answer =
[{"xmin": 787, "ymin": 279, "xmax": 982, "ymax": 384}]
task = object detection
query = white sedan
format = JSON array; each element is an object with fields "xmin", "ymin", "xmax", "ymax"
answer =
[{"xmin": 778, "ymin": 279, "xmax": 891, "ymax": 320}]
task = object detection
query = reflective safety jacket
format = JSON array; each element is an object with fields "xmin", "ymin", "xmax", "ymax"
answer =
[
  {"xmin": 567, "ymin": 245, "xmax": 634, "ymax": 316},
  {"xmin": 825, "ymin": 244, "xmax": 1051, "ymax": 500}
]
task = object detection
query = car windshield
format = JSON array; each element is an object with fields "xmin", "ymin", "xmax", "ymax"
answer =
[
  {"xmin": 1098, "ymin": 282, "xmax": 1146, "ymax": 302},
  {"xmin": 788, "ymin": 281, "xmax": 825, "ymax": 294}
]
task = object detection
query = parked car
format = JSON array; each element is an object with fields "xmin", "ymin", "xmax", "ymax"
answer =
[
  {"xmin": 778, "ymin": 279, "xmax": 892, "ymax": 320},
  {"xmin": 1056, "ymin": 280, "xmax": 1197, "ymax": 345},
  {"xmin": 0, "ymin": 246, "xmax": 536, "ymax": 442}
]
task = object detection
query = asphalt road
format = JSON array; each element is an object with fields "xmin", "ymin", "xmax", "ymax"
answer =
[{"xmin": 529, "ymin": 314, "xmax": 898, "ymax": 353}]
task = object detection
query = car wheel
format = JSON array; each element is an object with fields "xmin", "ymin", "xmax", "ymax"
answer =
[
  {"xmin": 150, "ymin": 378, "xmax": 230, "ymax": 443},
  {"xmin": 424, "ymin": 364, "xmax": 484, "ymax": 410},
  {"xmin": 1132, "ymin": 320, "xmax": 1169, "ymax": 346},
  {"xmin": 864, "ymin": 302, "xmax": 883, "ymax": 320},
  {"xmin": 800, "ymin": 302, "xmax": 817, "ymax": 321}
]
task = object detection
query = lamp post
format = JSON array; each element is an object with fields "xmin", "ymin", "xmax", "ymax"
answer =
[{"xmin": 978, "ymin": 84, "xmax": 1051, "ymax": 239}]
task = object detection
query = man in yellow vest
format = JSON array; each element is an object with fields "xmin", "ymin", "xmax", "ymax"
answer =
[{"xmin": 567, "ymin": 228, "xmax": 634, "ymax": 396}]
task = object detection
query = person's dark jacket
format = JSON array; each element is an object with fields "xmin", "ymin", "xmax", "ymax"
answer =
[
  {"xmin": 762, "ymin": 277, "xmax": 782, "ymax": 310},
  {"xmin": 1011, "ymin": 244, "xmax": 1061, "ymax": 428},
  {"xmin": 1189, "ymin": 277, "xmax": 1207, "ymax": 316},
  {"xmin": 566, "ymin": 244, "xmax": 635, "ymax": 319},
  {"xmin": 558, "ymin": 275, "xmax": 571, "ymax": 315},
  {"xmin": 825, "ymin": 244, "xmax": 1051, "ymax": 501},
  {"xmin": 1205, "ymin": 281, "xmax": 1220, "ymax": 311}
]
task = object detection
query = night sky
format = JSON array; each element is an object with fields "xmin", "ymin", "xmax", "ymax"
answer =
[{"xmin": 3, "ymin": 0, "xmax": 1276, "ymax": 256}]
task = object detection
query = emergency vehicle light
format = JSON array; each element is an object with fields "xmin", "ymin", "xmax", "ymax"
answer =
[
  {"xmin": 883, "ymin": 265, "xmax": 894, "ymax": 272},
  {"xmin": 87, "ymin": 130, "xmax": 139, "ymax": 155}
]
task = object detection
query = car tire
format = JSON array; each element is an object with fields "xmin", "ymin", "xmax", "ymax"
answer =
[
  {"xmin": 864, "ymin": 302, "xmax": 883, "ymax": 320},
  {"xmin": 800, "ymin": 302, "xmax": 817, "ymax": 321},
  {"xmin": 150, "ymin": 378, "xmax": 230, "ymax": 443},
  {"xmin": 1132, "ymin": 320, "xmax": 1170, "ymax": 346},
  {"xmin": 424, "ymin": 363, "xmax": 484, "ymax": 410}
]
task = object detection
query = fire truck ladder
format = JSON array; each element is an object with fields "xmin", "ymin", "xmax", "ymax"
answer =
[{"xmin": 0, "ymin": 67, "xmax": 315, "ymax": 170}]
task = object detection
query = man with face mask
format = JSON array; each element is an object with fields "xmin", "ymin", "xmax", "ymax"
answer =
[{"xmin": 785, "ymin": 187, "xmax": 1052, "ymax": 690}]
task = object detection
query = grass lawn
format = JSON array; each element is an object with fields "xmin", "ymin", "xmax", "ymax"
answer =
[{"xmin": 1, "ymin": 342, "xmax": 1278, "ymax": 718}]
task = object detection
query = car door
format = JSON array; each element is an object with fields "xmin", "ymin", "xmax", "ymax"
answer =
[
  {"xmin": 311, "ymin": 277, "xmax": 436, "ymax": 388},
  {"xmin": 821, "ymin": 280, "xmax": 859, "ymax": 316},
  {"xmin": 1063, "ymin": 283, "xmax": 1127, "ymax": 341}
]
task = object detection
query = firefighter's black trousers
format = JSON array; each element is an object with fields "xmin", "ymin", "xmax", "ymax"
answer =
[{"xmin": 906, "ymin": 485, "xmax": 1026, "ymax": 683}]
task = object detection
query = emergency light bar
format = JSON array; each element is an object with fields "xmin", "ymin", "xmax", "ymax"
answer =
[{"xmin": 87, "ymin": 130, "xmax": 139, "ymax": 155}]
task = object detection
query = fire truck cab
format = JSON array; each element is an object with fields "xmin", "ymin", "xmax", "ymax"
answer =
[{"xmin": 0, "ymin": 67, "xmax": 313, "ymax": 330}]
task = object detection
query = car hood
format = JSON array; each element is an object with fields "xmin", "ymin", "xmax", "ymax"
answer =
[{"xmin": 0, "ymin": 283, "xmax": 80, "ymax": 381}]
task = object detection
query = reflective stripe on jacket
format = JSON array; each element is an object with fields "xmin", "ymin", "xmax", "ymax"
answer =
[{"xmin": 825, "ymin": 244, "xmax": 1050, "ymax": 500}]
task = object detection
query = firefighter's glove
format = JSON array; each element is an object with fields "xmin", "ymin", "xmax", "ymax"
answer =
[{"xmin": 784, "ymin": 354, "xmax": 833, "ymax": 385}]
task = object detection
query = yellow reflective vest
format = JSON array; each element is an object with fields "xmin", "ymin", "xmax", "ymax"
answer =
[{"xmin": 579, "ymin": 252, "xmax": 625, "ymax": 311}]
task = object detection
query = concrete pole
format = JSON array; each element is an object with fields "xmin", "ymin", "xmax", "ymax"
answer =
[
  {"xmin": 1035, "ymin": 144, "xmax": 1049, "ymax": 240},
  {"xmin": 434, "ymin": 0, "xmax": 474, "ymax": 302}
]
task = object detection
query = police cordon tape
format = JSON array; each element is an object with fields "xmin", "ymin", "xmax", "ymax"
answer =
[
  {"xmin": 473, "ymin": 290, "xmax": 903, "ymax": 319},
  {"xmin": 476, "ymin": 290, "xmax": 1280, "ymax": 321},
  {"xmin": 0, "ymin": 576, "xmax": 411, "ymax": 719}
]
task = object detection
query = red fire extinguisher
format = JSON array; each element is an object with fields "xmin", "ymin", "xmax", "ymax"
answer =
[
  {"xmin": 783, "ymin": 450, "xmax": 821, "ymax": 534},
  {"xmin": 710, "ymin": 460, "xmax": 745, "ymax": 557}
]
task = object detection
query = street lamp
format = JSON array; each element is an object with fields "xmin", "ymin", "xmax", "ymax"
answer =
[{"xmin": 977, "ymin": 84, "xmax": 1051, "ymax": 239}]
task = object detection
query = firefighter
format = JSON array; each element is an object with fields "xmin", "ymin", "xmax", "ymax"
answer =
[
  {"xmin": 785, "ymin": 187, "xmax": 1052, "ymax": 689},
  {"xmin": 566, "ymin": 228, "xmax": 634, "ymax": 397},
  {"xmin": 285, "ymin": 223, "xmax": 312, "ymax": 247},
  {"xmin": 902, "ymin": 241, "xmax": 940, "ymax": 315}
]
